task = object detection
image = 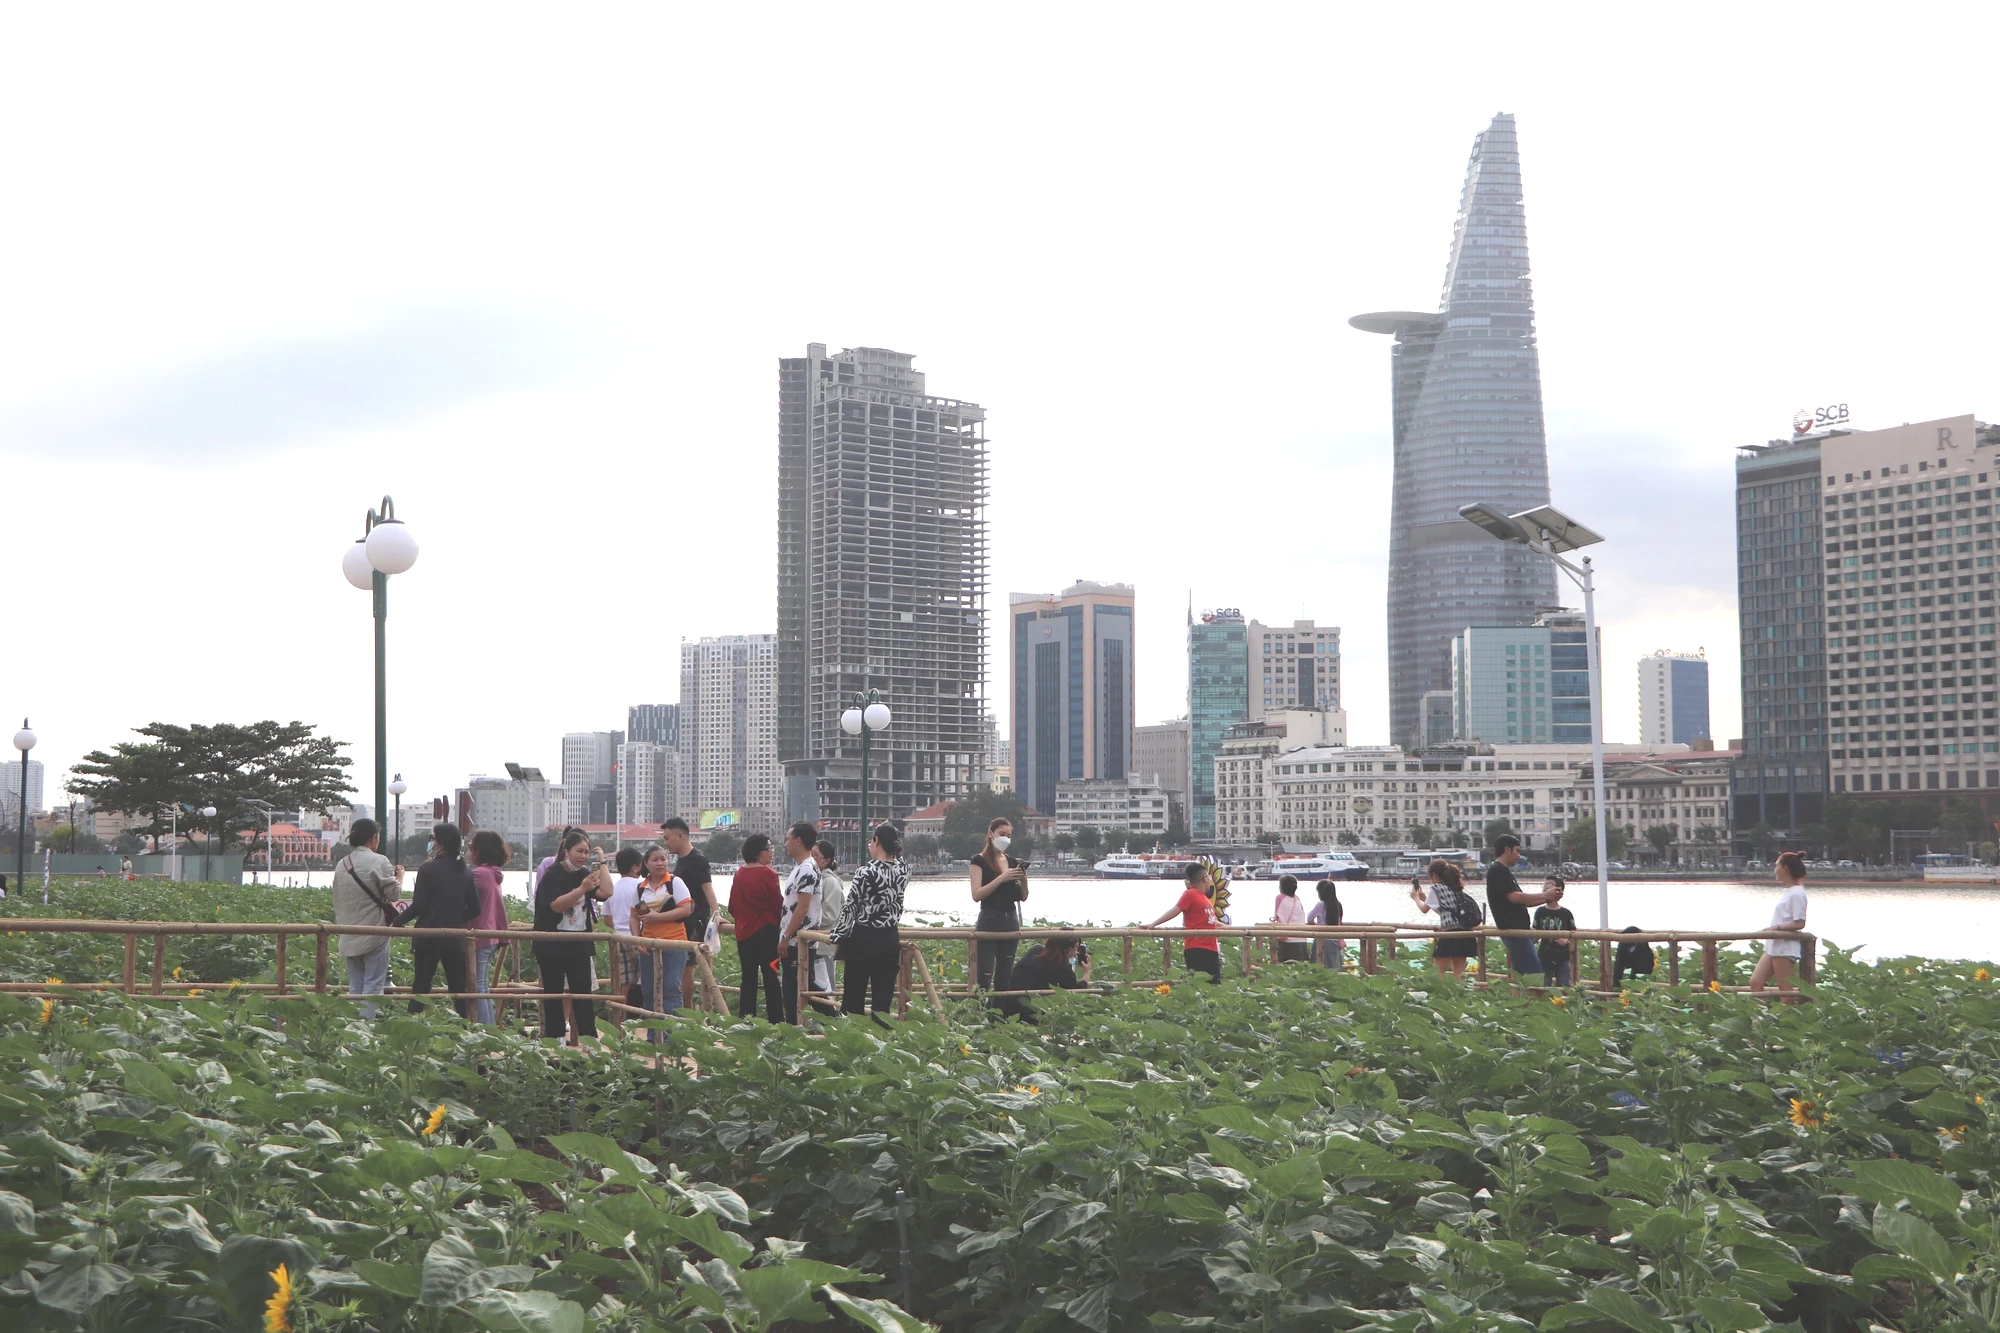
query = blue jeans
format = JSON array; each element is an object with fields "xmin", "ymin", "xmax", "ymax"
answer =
[
  {"xmin": 1317, "ymin": 939, "xmax": 1345, "ymax": 970},
  {"xmin": 635, "ymin": 944, "xmax": 686, "ymax": 1043},
  {"xmin": 1503, "ymin": 935, "xmax": 1544, "ymax": 977},
  {"xmin": 343, "ymin": 945, "xmax": 390, "ymax": 1019},
  {"xmin": 474, "ymin": 943, "xmax": 500, "ymax": 1025}
]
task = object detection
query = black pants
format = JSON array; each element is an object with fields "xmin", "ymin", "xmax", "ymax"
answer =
[
  {"xmin": 1184, "ymin": 946, "xmax": 1222, "ymax": 983},
  {"xmin": 410, "ymin": 940, "xmax": 471, "ymax": 1017},
  {"xmin": 737, "ymin": 924, "xmax": 784, "ymax": 1022},
  {"xmin": 840, "ymin": 926, "xmax": 901, "ymax": 1022},
  {"xmin": 534, "ymin": 945, "xmax": 597, "ymax": 1040},
  {"xmin": 977, "ymin": 933, "xmax": 1022, "ymax": 1015}
]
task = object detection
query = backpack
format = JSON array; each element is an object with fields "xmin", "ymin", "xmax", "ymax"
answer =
[{"xmin": 1439, "ymin": 883, "xmax": 1486, "ymax": 932}]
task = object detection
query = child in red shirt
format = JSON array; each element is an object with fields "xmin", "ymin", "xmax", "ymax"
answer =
[{"xmin": 1142, "ymin": 862, "xmax": 1223, "ymax": 982}]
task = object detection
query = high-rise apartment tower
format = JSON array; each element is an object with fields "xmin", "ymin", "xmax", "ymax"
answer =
[
  {"xmin": 627, "ymin": 704, "xmax": 680, "ymax": 749},
  {"xmin": 680, "ymin": 634, "xmax": 782, "ymax": 832},
  {"xmin": 776, "ymin": 345, "xmax": 988, "ymax": 858},
  {"xmin": 1247, "ymin": 620, "xmax": 1340, "ymax": 720},
  {"xmin": 1638, "ymin": 652, "xmax": 1711, "ymax": 747},
  {"xmin": 1010, "ymin": 582, "xmax": 1136, "ymax": 817},
  {"xmin": 1187, "ymin": 609, "xmax": 1249, "ymax": 840},
  {"xmin": 1352, "ymin": 113, "xmax": 1558, "ymax": 750},
  {"xmin": 559, "ymin": 732, "xmax": 621, "ymax": 827}
]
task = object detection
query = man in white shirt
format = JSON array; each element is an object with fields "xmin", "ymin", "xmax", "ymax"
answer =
[{"xmin": 777, "ymin": 821, "xmax": 822, "ymax": 1022}]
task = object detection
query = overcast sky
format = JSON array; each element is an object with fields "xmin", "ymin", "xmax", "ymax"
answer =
[{"xmin": 4, "ymin": 6, "xmax": 1996, "ymax": 807}]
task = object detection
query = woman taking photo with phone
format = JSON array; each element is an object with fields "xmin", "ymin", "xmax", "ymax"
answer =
[
  {"xmin": 1410, "ymin": 859, "xmax": 1480, "ymax": 977},
  {"xmin": 533, "ymin": 830, "xmax": 614, "ymax": 1045},
  {"xmin": 969, "ymin": 816, "xmax": 1028, "ymax": 1002},
  {"xmin": 830, "ymin": 823, "xmax": 908, "ymax": 1024}
]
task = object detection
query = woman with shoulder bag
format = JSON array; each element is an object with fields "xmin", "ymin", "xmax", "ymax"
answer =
[
  {"xmin": 830, "ymin": 823, "xmax": 908, "ymax": 1025},
  {"xmin": 534, "ymin": 830, "xmax": 614, "ymax": 1044},
  {"xmin": 404, "ymin": 823, "xmax": 481, "ymax": 1017},
  {"xmin": 1410, "ymin": 859, "xmax": 1480, "ymax": 978}
]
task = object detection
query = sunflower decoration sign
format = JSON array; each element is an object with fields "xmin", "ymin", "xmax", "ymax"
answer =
[{"xmin": 1198, "ymin": 857, "xmax": 1231, "ymax": 918}]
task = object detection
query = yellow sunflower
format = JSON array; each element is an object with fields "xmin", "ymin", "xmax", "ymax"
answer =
[
  {"xmin": 1788, "ymin": 1097, "xmax": 1824, "ymax": 1128},
  {"xmin": 1549, "ymin": 995, "xmax": 1567, "ymax": 1008},
  {"xmin": 421, "ymin": 1104, "xmax": 447, "ymax": 1136},
  {"xmin": 1154, "ymin": 983, "xmax": 1172, "ymax": 995},
  {"xmin": 264, "ymin": 1263, "xmax": 294, "ymax": 1333}
]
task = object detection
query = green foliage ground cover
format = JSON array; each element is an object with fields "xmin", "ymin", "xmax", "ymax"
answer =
[{"xmin": 7, "ymin": 883, "xmax": 2000, "ymax": 1331}]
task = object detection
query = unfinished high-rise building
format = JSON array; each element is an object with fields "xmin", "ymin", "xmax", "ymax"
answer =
[{"xmin": 777, "ymin": 344, "xmax": 989, "ymax": 860}]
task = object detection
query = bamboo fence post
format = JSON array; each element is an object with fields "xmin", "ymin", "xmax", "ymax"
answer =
[
  {"xmin": 1701, "ymin": 940, "xmax": 1719, "ymax": 989},
  {"xmin": 1360, "ymin": 936, "xmax": 1378, "ymax": 975},
  {"xmin": 1384, "ymin": 935, "xmax": 1396, "ymax": 963},
  {"xmin": 1598, "ymin": 934, "xmax": 1615, "ymax": 993},
  {"xmin": 1666, "ymin": 939, "xmax": 1679, "ymax": 986},
  {"xmin": 695, "ymin": 948, "xmax": 726, "ymax": 1014},
  {"xmin": 1122, "ymin": 934, "xmax": 1133, "ymax": 978},
  {"xmin": 1801, "ymin": 935, "xmax": 1817, "ymax": 985},
  {"xmin": 795, "ymin": 935, "xmax": 810, "ymax": 1025},
  {"xmin": 912, "ymin": 948, "xmax": 949, "ymax": 1025},
  {"xmin": 123, "ymin": 933, "xmax": 137, "ymax": 995},
  {"xmin": 1161, "ymin": 936, "xmax": 1171, "ymax": 979},
  {"xmin": 465, "ymin": 935, "xmax": 480, "ymax": 1016},
  {"xmin": 315, "ymin": 932, "xmax": 328, "ymax": 993},
  {"xmin": 151, "ymin": 933, "xmax": 166, "ymax": 995},
  {"xmin": 895, "ymin": 943, "xmax": 914, "ymax": 1020},
  {"xmin": 275, "ymin": 932, "xmax": 289, "ymax": 995},
  {"xmin": 967, "ymin": 938, "xmax": 978, "ymax": 987}
]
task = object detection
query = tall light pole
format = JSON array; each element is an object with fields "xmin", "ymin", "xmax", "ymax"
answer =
[
  {"xmin": 12, "ymin": 720, "xmax": 34, "ymax": 892},
  {"xmin": 389, "ymin": 775, "xmax": 408, "ymax": 865},
  {"xmin": 840, "ymin": 690, "xmax": 892, "ymax": 861},
  {"xmin": 342, "ymin": 497, "xmax": 419, "ymax": 836},
  {"xmin": 506, "ymin": 763, "xmax": 545, "ymax": 881},
  {"xmin": 1459, "ymin": 502, "xmax": 1612, "ymax": 930},
  {"xmin": 200, "ymin": 805, "xmax": 217, "ymax": 882},
  {"xmin": 245, "ymin": 799, "xmax": 275, "ymax": 884}
]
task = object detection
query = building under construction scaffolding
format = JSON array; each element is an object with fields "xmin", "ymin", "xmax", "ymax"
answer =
[{"xmin": 777, "ymin": 344, "xmax": 989, "ymax": 859}]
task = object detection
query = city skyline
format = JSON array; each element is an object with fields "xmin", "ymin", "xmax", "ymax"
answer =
[{"xmin": 5, "ymin": 12, "xmax": 1997, "ymax": 798}]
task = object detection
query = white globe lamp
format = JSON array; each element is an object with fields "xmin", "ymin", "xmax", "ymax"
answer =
[
  {"xmin": 863, "ymin": 702, "xmax": 891, "ymax": 731},
  {"xmin": 341, "ymin": 541, "xmax": 374, "ymax": 590},
  {"xmin": 12, "ymin": 722, "xmax": 34, "ymax": 754},
  {"xmin": 365, "ymin": 519, "xmax": 419, "ymax": 575},
  {"xmin": 840, "ymin": 709, "xmax": 864, "ymax": 736}
]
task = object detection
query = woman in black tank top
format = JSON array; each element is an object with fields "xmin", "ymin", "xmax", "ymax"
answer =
[{"xmin": 970, "ymin": 817, "xmax": 1028, "ymax": 1007}]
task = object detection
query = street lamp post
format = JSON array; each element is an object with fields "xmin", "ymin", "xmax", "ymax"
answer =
[
  {"xmin": 12, "ymin": 720, "xmax": 34, "ymax": 892},
  {"xmin": 389, "ymin": 775, "xmax": 408, "ymax": 866},
  {"xmin": 840, "ymin": 690, "xmax": 892, "ymax": 860},
  {"xmin": 200, "ymin": 805, "xmax": 217, "ymax": 882},
  {"xmin": 245, "ymin": 799, "xmax": 275, "ymax": 885},
  {"xmin": 341, "ymin": 497, "xmax": 419, "ymax": 837},
  {"xmin": 506, "ymin": 763, "xmax": 546, "ymax": 888},
  {"xmin": 1458, "ymin": 502, "xmax": 1612, "ymax": 930}
]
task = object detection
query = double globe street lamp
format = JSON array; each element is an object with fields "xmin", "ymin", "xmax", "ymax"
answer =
[
  {"xmin": 341, "ymin": 499, "xmax": 419, "ymax": 834},
  {"xmin": 1458, "ymin": 501, "xmax": 1612, "ymax": 930},
  {"xmin": 389, "ymin": 775, "xmax": 408, "ymax": 864},
  {"xmin": 840, "ymin": 692, "xmax": 892, "ymax": 855}
]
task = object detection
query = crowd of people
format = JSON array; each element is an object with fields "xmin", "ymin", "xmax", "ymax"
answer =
[{"xmin": 328, "ymin": 816, "xmax": 1817, "ymax": 1040}]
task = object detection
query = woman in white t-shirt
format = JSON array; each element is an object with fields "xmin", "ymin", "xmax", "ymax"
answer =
[
  {"xmin": 606, "ymin": 847, "xmax": 646, "ymax": 1009},
  {"xmin": 1750, "ymin": 850, "xmax": 1809, "ymax": 995}
]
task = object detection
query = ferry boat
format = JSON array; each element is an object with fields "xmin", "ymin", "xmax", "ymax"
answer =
[
  {"xmin": 1091, "ymin": 853, "xmax": 1152, "ymax": 879},
  {"xmin": 1258, "ymin": 851, "xmax": 1370, "ymax": 881}
]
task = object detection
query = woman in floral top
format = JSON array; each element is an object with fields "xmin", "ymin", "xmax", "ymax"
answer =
[{"xmin": 830, "ymin": 823, "xmax": 908, "ymax": 1023}]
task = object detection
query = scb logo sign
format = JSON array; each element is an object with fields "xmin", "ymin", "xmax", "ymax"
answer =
[{"xmin": 1793, "ymin": 403, "xmax": 1851, "ymax": 435}]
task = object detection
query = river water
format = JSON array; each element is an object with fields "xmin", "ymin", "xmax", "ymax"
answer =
[{"xmin": 237, "ymin": 870, "xmax": 1991, "ymax": 964}]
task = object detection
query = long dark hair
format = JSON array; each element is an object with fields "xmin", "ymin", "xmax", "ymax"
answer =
[
  {"xmin": 1428, "ymin": 859, "xmax": 1465, "ymax": 893},
  {"xmin": 431, "ymin": 823, "xmax": 462, "ymax": 859},
  {"xmin": 871, "ymin": 823, "xmax": 904, "ymax": 858},
  {"xmin": 1316, "ymin": 879, "xmax": 1342, "ymax": 921},
  {"xmin": 977, "ymin": 816, "xmax": 1011, "ymax": 867}
]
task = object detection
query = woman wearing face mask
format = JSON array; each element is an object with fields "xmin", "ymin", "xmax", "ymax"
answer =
[
  {"xmin": 969, "ymin": 817, "xmax": 1029, "ymax": 1005},
  {"xmin": 533, "ymin": 830, "xmax": 614, "ymax": 1044}
]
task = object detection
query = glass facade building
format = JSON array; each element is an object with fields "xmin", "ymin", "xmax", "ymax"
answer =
[
  {"xmin": 1449, "ymin": 612, "xmax": 1591, "ymax": 746},
  {"xmin": 1010, "ymin": 582, "xmax": 1137, "ymax": 818},
  {"xmin": 1187, "ymin": 609, "xmax": 1248, "ymax": 839},
  {"xmin": 1352, "ymin": 113, "xmax": 1558, "ymax": 750},
  {"xmin": 1638, "ymin": 653, "xmax": 1711, "ymax": 747},
  {"xmin": 1732, "ymin": 436, "xmax": 1827, "ymax": 833}
]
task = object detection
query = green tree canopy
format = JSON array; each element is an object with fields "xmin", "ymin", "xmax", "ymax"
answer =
[
  {"xmin": 1643, "ymin": 823, "xmax": 1678, "ymax": 862},
  {"xmin": 1408, "ymin": 822, "xmax": 1437, "ymax": 850},
  {"xmin": 1560, "ymin": 815, "xmax": 1628, "ymax": 862},
  {"xmin": 1074, "ymin": 825, "xmax": 1102, "ymax": 852},
  {"xmin": 68, "ymin": 721, "xmax": 352, "ymax": 854},
  {"xmin": 940, "ymin": 789, "xmax": 1030, "ymax": 858},
  {"xmin": 1482, "ymin": 818, "xmax": 1515, "ymax": 853},
  {"xmin": 1942, "ymin": 796, "xmax": 1994, "ymax": 850}
]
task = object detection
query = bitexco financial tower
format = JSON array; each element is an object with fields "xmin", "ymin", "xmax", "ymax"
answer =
[{"xmin": 1353, "ymin": 112, "xmax": 1558, "ymax": 751}]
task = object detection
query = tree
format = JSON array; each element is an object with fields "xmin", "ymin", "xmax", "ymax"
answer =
[
  {"xmin": 69, "ymin": 721, "xmax": 352, "ymax": 854},
  {"xmin": 1745, "ymin": 823, "xmax": 1777, "ymax": 859},
  {"xmin": 1560, "ymin": 815, "xmax": 1627, "ymax": 862},
  {"xmin": 1643, "ymin": 823, "xmax": 1677, "ymax": 863},
  {"xmin": 1259, "ymin": 830, "xmax": 1285, "ymax": 846},
  {"xmin": 1075, "ymin": 825, "xmax": 1102, "ymax": 852},
  {"xmin": 1164, "ymin": 815, "xmax": 1190, "ymax": 848},
  {"xmin": 1336, "ymin": 829, "xmax": 1361, "ymax": 847},
  {"xmin": 1408, "ymin": 823, "xmax": 1437, "ymax": 850},
  {"xmin": 1482, "ymin": 818, "xmax": 1515, "ymax": 853},
  {"xmin": 1692, "ymin": 824, "xmax": 1720, "ymax": 866},
  {"xmin": 941, "ymin": 789, "xmax": 1031, "ymax": 858},
  {"xmin": 703, "ymin": 830, "xmax": 744, "ymax": 863},
  {"xmin": 905, "ymin": 834, "xmax": 941, "ymax": 862},
  {"xmin": 1101, "ymin": 827, "xmax": 1133, "ymax": 853},
  {"xmin": 113, "ymin": 830, "xmax": 148, "ymax": 856},
  {"xmin": 1054, "ymin": 832, "xmax": 1076, "ymax": 855},
  {"xmin": 1942, "ymin": 796, "xmax": 1993, "ymax": 851},
  {"xmin": 45, "ymin": 825, "xmax": 107, "ymax": 855}
]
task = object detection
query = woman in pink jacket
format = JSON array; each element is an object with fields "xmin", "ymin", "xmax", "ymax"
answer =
[{"xmin": 466, "ymin": 830, "xmax": 513, "ymax": 1025}]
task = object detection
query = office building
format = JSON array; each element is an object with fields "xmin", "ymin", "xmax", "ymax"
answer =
[
  {"xmin": 776, "ymin": 344, "xmax": 989, "ymax": 856},
  {"xmin": 1449, "ymin": 611, "xmax": 1592, "ymax": 745},
  {"xmin": 1053, "ymin": 776, "xmax": 1172, "ymax": 838},
  {"xmin": 1420, "ymin": 690, "xmax": 1455, "ymax": 748},
  {"xmin": 0, "ymin": 759, "xmax": 44, "ymax": 826},
  {"xmin": 616, "ymin": 741, "xmax": 680, "ymax": 828},
  {"xmin": 1135, "ymin": 717, "xmax": 1191, "ymax": 826},
  {"xmin": 1586, "ymin": 749, "xmax": 1737, "ymax": 864},
  {"xmin": 1010, "ymin": 581, "xmax": 1136, "ymax": 817},
  {"xmin": 1188, "ymin": 608, "xmax": 1249, "ymax": 839},
  {"xmin": 1808, "ymin": 414, "xmax": 2000, "ymax": 813},
  {"xmin": 1352, "ymin": 113, "xmax": 1559, "ymax": 750},
  {"xmin": 1248, "ymin": 620, "xmax": 1340, "ymax": 719},
  {"xmin": 627, "ymin": 704, "xmax": 680, "ymax": 749},
  {"xmin": 559, "ymin": 732, "xmax": 621, "ymax": 827},
  {"xmin": 681, "ymin": 634, "xmax": 783, "ymax": 832},
  {"xmin": 1212, "ymin": 709, "xmax": 1349, "ymax": 843},
  {"xmin": 1639, "ymin": 652, "xmax": 1711, "ymax": 747}
]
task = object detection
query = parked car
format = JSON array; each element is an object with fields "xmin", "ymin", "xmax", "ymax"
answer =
[{"xmin": 1836, "ymin": 860, "xmax": 1858, "ymax": 869}]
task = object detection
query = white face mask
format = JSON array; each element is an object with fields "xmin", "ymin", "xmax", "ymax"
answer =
[{"xmin": 991, "ymin": 835, "xmax": 1012, "ymax": 852}]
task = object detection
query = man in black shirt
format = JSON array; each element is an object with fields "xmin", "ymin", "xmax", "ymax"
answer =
[
  {"xmin": 663, "ymin": 818, "xmax": 714, "ymax": 1008},
  {"xmin": 995, "ymin": 934, "xmax": 1092, "ymax": 1022},
  {"xmin": 1485, "ymin": 834, "xmax": 1556, "ymax": 982}
]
